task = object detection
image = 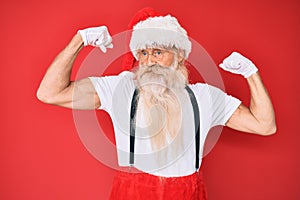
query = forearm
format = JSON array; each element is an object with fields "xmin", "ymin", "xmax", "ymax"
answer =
[
  {"xmin": 37, "ymin": 33, "xmax": 84, "ymax": 102},
  {"xmin": 247, "ymin": 73, "xmax": 276, "ymax": 134}
]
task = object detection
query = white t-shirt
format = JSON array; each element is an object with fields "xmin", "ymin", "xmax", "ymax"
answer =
[{"xmin": 89, "ymin": 71, "xmax": 241, "ymax": 177}]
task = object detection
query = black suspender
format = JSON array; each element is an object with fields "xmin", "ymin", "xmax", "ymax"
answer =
[
  {"xmin": 129, "ymin": 88, "xmax": 140, "ymax": 166},
  {"xmin": 129, "ymin": 86, "xmax": 200, "ymax": 170},
  {"xmin": 185, "ymin": 85, "xmax": 200, "ymax": 170}
]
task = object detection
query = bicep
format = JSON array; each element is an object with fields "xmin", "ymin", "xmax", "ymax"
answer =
[
  {"xmin": 54, "ymin": 78, "xmax": 100, "ymax": 110},
  {"xmin": 225, "ymin": 103, "xmax": 262, "ymax": 134}
]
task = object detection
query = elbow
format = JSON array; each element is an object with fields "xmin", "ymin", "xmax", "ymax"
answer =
[
  {"xmin": 36, "ymin": 90, "xmax": 47, "ymax": 103},
  {"xmin": 36, "ymin": 89, "xmax": 54, "ymax": 104},
  {"xmin": 259, "ymin": 123, "xmax": 277, "ymax": 136}
]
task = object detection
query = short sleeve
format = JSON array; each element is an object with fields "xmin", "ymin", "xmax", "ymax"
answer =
[
  {"xmin": 207, "ymin": 85, "xmax": 241, "ymax": 127},
  {"xmin": 88, "ymin": 71, "xmax": 135, "ymax": 112}
]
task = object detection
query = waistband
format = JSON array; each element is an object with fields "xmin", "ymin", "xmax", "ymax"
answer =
[{"xmin": 114, "ymin": 169, "xmax": 204, "ymax": 187}]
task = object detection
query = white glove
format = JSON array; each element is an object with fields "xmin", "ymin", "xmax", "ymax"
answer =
[
  {"xmin": 78, "ymin": 26, "xmax": 113, "ymax": 53},
  {"xmin": 219, "ymin": 52, "xmax": 258, "ymax": 78}
]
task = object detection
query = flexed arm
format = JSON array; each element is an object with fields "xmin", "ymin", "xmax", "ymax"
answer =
[
  {"xmin": 220, "ymin": 52, "xmax": 276, "ymax": 135},
  {"xmin": 37, "ymin": 26, "xmax": 113, "ymax": 109}
]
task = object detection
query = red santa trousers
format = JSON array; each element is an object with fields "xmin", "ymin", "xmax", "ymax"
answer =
[{"xmin": 109, "ymin": 170, "xmax": 208, "ymax": 200}]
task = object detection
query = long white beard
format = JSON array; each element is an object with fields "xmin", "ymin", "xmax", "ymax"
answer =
[{"xmin": 135, "ymin": 64, "xmax": 188, "ymax": 151}]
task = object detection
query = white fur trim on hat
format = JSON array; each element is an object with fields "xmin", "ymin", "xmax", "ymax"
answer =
[{"xmin": 129, "ymin": 15, "xmax": 192, "ymax": 60}]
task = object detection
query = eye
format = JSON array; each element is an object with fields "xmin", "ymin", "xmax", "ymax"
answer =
[
  {"xmin": 154, "ymin": 50, "xmax": 162, "ymax": 56},
  {"xmin": 141, "ymin": 50, "xmax": 147, "ymax": 56}
]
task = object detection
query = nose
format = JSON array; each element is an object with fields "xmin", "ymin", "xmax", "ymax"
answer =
[{"xmin": 146, "ymin": 54, "xmax": 157, "ymax": 66}]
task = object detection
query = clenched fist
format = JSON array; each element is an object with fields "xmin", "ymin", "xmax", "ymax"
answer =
[
  {"xmin": 219, "ymin": 52, "xmax": 258, "ymax": 78},
  {"xmin": 78, "ymin": 26, "xmax": 113, "ymax": 53}
]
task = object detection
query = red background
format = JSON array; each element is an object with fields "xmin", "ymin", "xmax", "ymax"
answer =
[{"xmin": 1, "ymin": 0, "xmax": 300, "ymax": 199}]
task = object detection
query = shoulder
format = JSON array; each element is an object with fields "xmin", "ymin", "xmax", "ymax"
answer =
[
  {"xmin": 188, "ymin": 82, "xmax": 208, "ymax": 90},
  {"xmin": 119, "ymin": 71, "xmax": 135, "ymax": 78},
  {"xmin": 188, "ymin": 82, "xmax": 237, "ymax": 105},
  {"xmin": 188, "ymin": 82, "xmax": 222, "ymax": 96},
  {"xmin": 89, "ymin": 71, "xmax": 135, "ymax": 84},
  {"xmin": 91, "ymin": 70, "xmax": 135, "ymax": 79},
  {"xmin": 118, "ymin": 71, "xmax": 135, "ymax": 83}
]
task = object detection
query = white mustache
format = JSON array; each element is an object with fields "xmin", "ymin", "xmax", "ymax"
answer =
[{"xmin": 137, "ymin": 64, "xmax": 186, "ymax": 90}]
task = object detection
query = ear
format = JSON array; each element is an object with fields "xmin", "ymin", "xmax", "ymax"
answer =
[{"xmin": 177, "ymin": 49, "xmax": 185, "ymax": 63}]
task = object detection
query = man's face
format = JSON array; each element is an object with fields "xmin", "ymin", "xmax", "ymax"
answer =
[
  {"xmin": 137, "ymin": 48, "xmax": 176, "ymax": 67},
  {"xmin": 135, "ymin": 47, "xmax": 188, "ymax": 91}
]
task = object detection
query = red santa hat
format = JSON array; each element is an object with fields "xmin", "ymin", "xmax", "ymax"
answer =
[{"xmin": 121, "ymin": 8, "xmax": 192, "ymax": 71}]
